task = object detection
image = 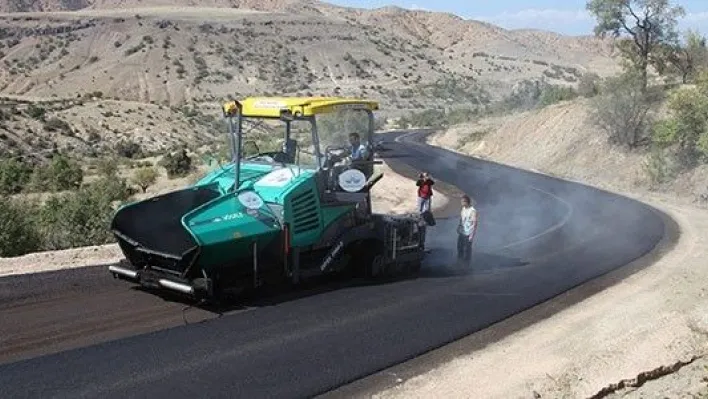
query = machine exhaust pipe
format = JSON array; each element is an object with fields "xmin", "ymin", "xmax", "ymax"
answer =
[
  {"xmin": 158, "ymin": 279, "xmax": 195, "ymax": 295},
  {"xmin": 109, "ymin": 265, "xmax": 138, "ymax": 280}
]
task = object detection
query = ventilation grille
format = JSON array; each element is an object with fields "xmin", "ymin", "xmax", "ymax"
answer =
[{"xmin": 291, "ymin": 190, "xmax": 320, "ymax": 234}]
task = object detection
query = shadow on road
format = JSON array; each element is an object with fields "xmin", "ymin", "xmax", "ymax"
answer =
[{"xmin": 418, "ymin": 247, "xmax": 530, "ymax": 278}]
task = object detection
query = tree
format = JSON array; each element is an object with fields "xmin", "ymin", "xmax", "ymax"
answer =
[
  {"xmin": 586, "ymin": 0, "xmax": 685, "ymax": 90},
  {"xmin": 655, "ymin": 30, "xmax": 708, "ymax": 83},
  {"xmin": 590, "ymin": 71, "xmax": 653, "ymax": 148},
  {"xmin": 132, "ymin": 167, "xmax": 158, "ymax": 193}
]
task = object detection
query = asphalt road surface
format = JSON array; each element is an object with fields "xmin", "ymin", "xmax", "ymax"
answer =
[{"xmin": 0, "ymin": 130, "xmax": 665, "ymax": 399}]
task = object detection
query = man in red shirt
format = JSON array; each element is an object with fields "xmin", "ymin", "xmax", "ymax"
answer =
[{"xmin": 416, "ymin": 172, "xmax": 434, "ymax": 215}]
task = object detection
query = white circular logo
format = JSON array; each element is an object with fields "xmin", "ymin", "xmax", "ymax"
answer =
[
  {"xmin": 338, "ymin": 169, "xmax": 367, "ymax": 192},
  {"xmin": 237, "ymin": 191, "xmax": 264, "ymax": 210}
]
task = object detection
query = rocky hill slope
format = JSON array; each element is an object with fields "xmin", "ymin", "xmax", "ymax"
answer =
[{"xmin": 0, "ymin": 1, "xmax": 621, "ymax": 158}]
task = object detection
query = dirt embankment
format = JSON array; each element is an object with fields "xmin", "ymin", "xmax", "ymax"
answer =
[
  {"xmin": 373, "ymin": 99, "xmax": 708, "ymax": 398},
  {"xmin": 429, "ymin": 98, "xmax": 708, "ymax": 202},
  {"xmin": 0, "ymin": 161, "xmax": 448, "ymax": 278}
]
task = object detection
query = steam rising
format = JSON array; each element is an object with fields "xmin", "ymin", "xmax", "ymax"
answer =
[{"xmin": 387, "ymin": 132, "xmax": 657, "ymax": 276}]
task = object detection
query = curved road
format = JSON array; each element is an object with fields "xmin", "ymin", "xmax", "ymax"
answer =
[{"xmin": 0, "ymin": 131, "xmax": 665, "ymax": 399}]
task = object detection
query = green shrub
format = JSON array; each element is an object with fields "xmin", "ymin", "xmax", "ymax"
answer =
[
  {"xmin": 96, "ymin": 157, "xmax": 119, "ymax": 178},
  {"xmin": 0, "ymin": 196, "xmax": 41, "ymax": 257},
  {"xmin": 160, "ymin": 149, "xmax": 192, "ymax": 178},
  {"xmin": 46, "ymin": 154, "xmax": 83, "ymax": 191},
  {"xmin": 578, "ymin": 73, "xmax": 601, "ymax": 97},
  {"xmin": 35, "ymin": 178, "xmax": 130, "ymax": 250},
  {"xmin": 0, "ymin": 158, "xmax": 32, "ymax": 195},
  {"xmin": 539, "ymin": 85, "xmax": 578, "ymax": 106},
  {"xmin": 589, "ymin": 72, "xmax": 651, "ymax": 149},
  {"xmin": 115, "ymin": 140, "xmax": 143, "ymax": 159},
  {"xmin": 643, "ymin": 148, "xmax": 678, "ymax": 187},
  {"xmin": 43, "ymin": 117, "xmax": 72, "ymax": 133},
  {"xmin": 26, "ymin": 104, "xmax": 46, "ymax": 120},
  {"xmin": 132, "ymin": 167, "xmax": 158, "ymax": 192}
]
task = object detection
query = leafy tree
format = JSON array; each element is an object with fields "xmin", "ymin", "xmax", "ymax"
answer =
[
  {"xmin": 586, "ymin": 0, "xmax": 685, "ymax": 90},
  {"xmin": 654, "ymin": 30, "xmax": 708, "ymax": 83},
  {"xmin": 132, "ymin": 167, "xmax": 158, "ymax": 192}
]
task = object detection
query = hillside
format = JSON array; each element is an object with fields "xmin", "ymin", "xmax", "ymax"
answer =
[
  {"xmin": 0, "ymin": 2, "xmax": 620, "ymax": 106},
  {"xmin": 0, "ymin": 1, "xmax": 620, "ymax": 159},
  {"xmin": 428, "ymin": 97, "xmax": 708, "ymax": 203}
]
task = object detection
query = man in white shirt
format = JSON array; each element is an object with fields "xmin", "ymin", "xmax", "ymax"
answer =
[{"xmin": 457, "ymin": 194, "xmax": 477, "ymax": 265}]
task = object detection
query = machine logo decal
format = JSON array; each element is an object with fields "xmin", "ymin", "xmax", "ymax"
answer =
[
  {"xmin": 338, "ymin": 169, "xmax": 366, "ymax": 192},
  {"xmin": 256, "ymin": 168, "xmax": 294, "ymax": 187},
  {"xmin": 211, "ymin": 212, "xmax": 244, "ymax": 223},
  {"xmin": 238, "ymin": 191, "xmax": 264, "ymax": 210}
]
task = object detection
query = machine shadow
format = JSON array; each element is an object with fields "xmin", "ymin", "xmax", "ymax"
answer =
[
  {"xmin": 132, "ymin": 247, "xmax": 530, "ymax": 316},
  {"xmin": 417, "ymin": 247, "xmax": 530, "ymax": 278}
]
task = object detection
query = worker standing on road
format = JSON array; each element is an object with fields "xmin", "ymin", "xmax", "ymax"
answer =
[
  {"xmin": 457, "ymin": 194, "xmax": 477, "ymax": 265},
  {"xmin": 416, "ymin": 172, "xmax": 434, "ymax": 215}
]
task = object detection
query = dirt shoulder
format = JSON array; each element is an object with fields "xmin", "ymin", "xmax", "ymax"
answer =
[{"xmin": 0, "ymin": 161, "xmax": 450, "ymax": 278}]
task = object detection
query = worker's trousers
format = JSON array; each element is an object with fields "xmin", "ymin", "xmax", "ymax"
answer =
[
  {"xmin": 457, "ymin": 233, "xmax": 472, "ymax": 263},
  {"xmin": 417, "ymin": 196, "xmax": 431, "ymax": 214}
]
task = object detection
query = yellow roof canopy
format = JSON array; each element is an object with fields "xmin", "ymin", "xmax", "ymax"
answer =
[{"xmin": 222, "ymin": 96, "xmax": 379, "ymax": 118}]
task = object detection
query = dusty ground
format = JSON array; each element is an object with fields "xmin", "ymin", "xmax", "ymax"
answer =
[
  {"xmin": 369, "ymin": 99, "xmax": 708, "ymax": 399},
  {"xmin": 0, "ymin": 161, "xmax": 447, "ymax": 277}
]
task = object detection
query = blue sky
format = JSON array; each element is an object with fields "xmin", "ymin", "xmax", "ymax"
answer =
[{"xmin": 329, "ymin": 0, "xmax": 708, "ymax": 36}]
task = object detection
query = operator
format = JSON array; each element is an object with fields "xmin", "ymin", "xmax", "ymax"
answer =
[
  {"xmin": 324, "ymin": 132, "xmax": 371, "ymax": 187},
  {"xmin": 347, "ymin": 132, "xmax": 367, "ymax": 161}
]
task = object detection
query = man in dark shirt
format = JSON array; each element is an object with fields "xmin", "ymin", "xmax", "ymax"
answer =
[{"xmin": 416, "ymin": 172, "xmax": 434, "ymax": 215}]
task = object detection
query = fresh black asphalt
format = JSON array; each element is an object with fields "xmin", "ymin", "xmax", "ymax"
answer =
[{"xmin": 0, "ymin": 131, "xmax": 665, "ymax": 399}]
